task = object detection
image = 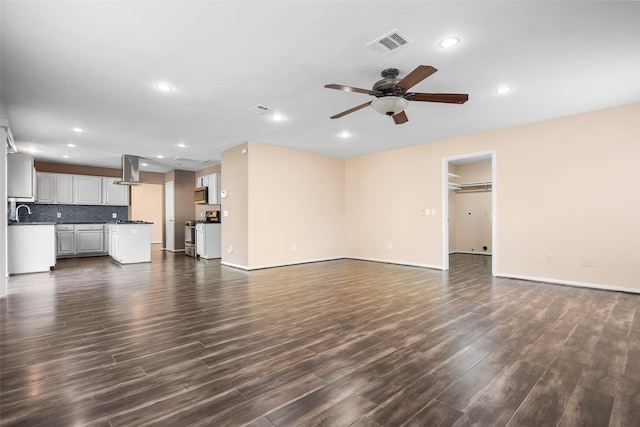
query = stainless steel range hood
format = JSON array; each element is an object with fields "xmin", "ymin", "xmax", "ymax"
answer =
[{"xmin": 114, "ymin": 154, "xmax": 142, "ymax": 185}]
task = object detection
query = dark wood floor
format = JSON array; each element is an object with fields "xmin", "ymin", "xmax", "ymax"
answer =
[{"xmin": 1, "ymin": 250, "xmax": 639, "ymax": 426}]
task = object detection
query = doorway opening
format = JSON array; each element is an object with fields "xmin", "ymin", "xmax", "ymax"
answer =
[{"xmin": 442, "ymin": 151, "xmax": 496, "ymax": 274}]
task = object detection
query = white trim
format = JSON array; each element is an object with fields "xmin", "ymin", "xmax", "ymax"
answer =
[
  {"xmin": 222, "ymin": 256, "xmax": 443, "ymax": 271},
  {"xmin": 442, "ymin": 150, "xmax": 497, "ymax": 274},
  {"xmin": 348, "ymin": 256, "xmax": 443, "ymax": 271},
  {"xmin": 495, "ymin": 272, "xmax": 640, "ymax": 295},
  {"xmin": 450, "ymin": 251, "xmax": 492, "ymax": 256},
  {"xmin": 221, "ymin": 261, "xmax": 250, "ymax": 270},
  {"xmin": 222, "ymin": 256, "xmax": 345, "ymax": 271}
]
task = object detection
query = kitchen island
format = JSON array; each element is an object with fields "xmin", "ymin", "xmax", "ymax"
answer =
[
  {"xmin": 8, "ymin": 222, "xmax": 56, "ymax": 274},
  {"xmin": 107, "ymin": 221, "xmax": 152, "ymax": 264}
]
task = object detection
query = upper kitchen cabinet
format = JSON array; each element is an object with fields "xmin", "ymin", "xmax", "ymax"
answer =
[
  {"xmin": 196, "ymin": 172, "xmax": 220, "ymax": 205},
  {"xmin": 74, "ymin": 175, "xmax": 102, "ymax": 204},
  {"xmin": 7, "ymin": 153, "xmax": 35, "ymax": 200},
  {"xmin": 103, "ymin": 177, "xmax": 129, "ymax": 205},
  {"xmin": 36, "ymin": 172, "xmax": 55, "ymax": 203},
  {"xmin": 35, "ymin": 172, "xmax": 128, "ymax": 206},
  {"xmin": 56, "ymin": 174, "xmax": 74, "ymax": 203}
]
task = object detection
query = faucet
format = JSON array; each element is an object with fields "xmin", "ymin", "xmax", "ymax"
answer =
[{"xmin": 16, "ymin": 204, "xmax": 32, "ymax": 223}]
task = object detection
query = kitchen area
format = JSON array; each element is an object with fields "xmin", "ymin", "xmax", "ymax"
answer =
[
  {"xmin": 186, "ymin": 172, "xmax": 222, "ymax": 259},
  {"xmin": 5, "ymin": 146, "xmax": 222, "ymax": 277}
]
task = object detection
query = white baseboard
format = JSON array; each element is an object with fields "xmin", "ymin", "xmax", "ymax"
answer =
[
  {"xmin": 450, "ymin": 251, "xmax": 492, "ymax": 256},
  {"xmin": 222, "ymin": 256, "xmax": 346, "ymax": 271},
  {"xmin": 348, "ymin": 256, "xmax": 443, "ymax": 270},
  {"xmin": 495, "ymin": 272, "xmax": 640, "ymax": 295}
]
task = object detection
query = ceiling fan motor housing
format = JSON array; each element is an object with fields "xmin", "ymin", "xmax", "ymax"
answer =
[{"xmin": 372, "ymin": 68, "xmax": 404, "ymax": 96}]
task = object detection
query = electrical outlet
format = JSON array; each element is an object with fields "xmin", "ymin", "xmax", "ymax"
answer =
[
  {"xmin": 546, "ymin": 254, "xmax": 553, "ymax": 263},
  {"xmin": 291, "ymin": 243, "xmax": 297, "ymax": 251},
  {"xmin": 112, "ymin": 213, "xmax": 117, "ymax": 218},
  {"xmin": 387, "ymin": 243, "xmax": 392, "ymax": 250},
  {"xmin": 57, "ymin": 212, "xmax": 62, "ymax": 218},
  {"xmin": 228, "ymin": 246, "xmax": 233, "ymax": 254},
  {"xmin": 581, "ymin": 256, "xmax": 596, "ymax": 267},
  {"xmin": 431, "ymin": 208, "xmax": 436, "ymax": 215}
]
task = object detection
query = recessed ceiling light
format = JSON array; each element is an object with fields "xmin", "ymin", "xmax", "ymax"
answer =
[
  {"xmin": 271, "ymin": 113, "xmax": 286, "ymax": 122},
  {"xmin": 72, "ymin": 127, "xmax": 83, "ymax": 133},
  {"xmin": 156, "ymin": 155, "xmax": 164, "ymax": 159},
  {"xmin": 439, "ymin": 37, "xmax": 460, "ymax": 48},
  {"xmin": 67, "ymin": 143, "xmax": 76, "ymax": 147},
  {"xmin": 496, "ymin": 85, "xmax": 512, "ymax": 95},
  {"xmin": 62, "ymin": 155, "xmax": 69, "ymax": 158},
  {"xmin": 338, "ymin": 131, "xmax": 352, "ymax": 138},
  {"xmin": 154, "ymin": 82, "xmax": 173, "ymax": 92},
  {"xmin": 141, "ymin": 162, "xmax": 148, "ymax": 167},
  {"xmin": 178, "ymin": 143, "xmax": 186, "ymax": 148}
]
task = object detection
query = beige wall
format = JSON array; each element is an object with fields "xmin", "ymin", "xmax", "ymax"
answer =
[
  {"xmin": 247, "ymin": 142, "xmax": 346, "ymax": 268},
  {"xmin": 346, "ymin": 102, "xmax": 640, "ymax": 291},
  {"xmin": 130, "ymin": 184, "xmax": 163, "ymax": 243},
  {"xmin": 221, "ymin": 142, "xmax": 346, "ymax": 269},
  {"xmin": 221, "ymin": 143, "xmax": 249, "ymax": 267}
]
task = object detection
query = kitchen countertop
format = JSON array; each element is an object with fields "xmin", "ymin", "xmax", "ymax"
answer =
[
  {"xmin": 8, "ymin": 221, "xmax": 154, "ymax": 225},
  {"xmin": 8, "ymin": 222, "xmax": 57, "ymax": 226}
]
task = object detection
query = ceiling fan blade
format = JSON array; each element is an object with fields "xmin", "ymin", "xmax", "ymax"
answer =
[
  {"xmin": 392, "ymin": 111, "xmax": 408, "ymax": 125},
  {"xmin": 411, "ymin": 93, "xmax": 469, "ymax": 104},
  {"xmin": 330, "ymin": 101, "xmax": 372, "ymax": 119},
  {"xmin": 394, "ymin": 65, "xmax": 437, "ymax": 91},
  {"xmin": 325, "ymin": 84, "xmax": 382, "ymax": 96}
]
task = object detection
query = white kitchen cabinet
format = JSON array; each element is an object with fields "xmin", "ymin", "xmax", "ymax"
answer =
[
  {"xmin": 56, "ymin": 224, "xmax": 106, "ymax": 258},
  {"xmin": 74, "ymin": 175, "xmax": 102, "ymax": 204},
  {"xmin": 76, "ymin": 224, "xmax": 105, "ymax": 254},
  {"xmin": 109, "ymin": 223, "xmax": 150, "ymax": 264},
  {"xmin": 103, "ymin": 177, "xmax": 129, "ymax": 205},
  {"xmin": 56, "ymin": 174, "xmax": 74, "ymax": 204},
  {"xmin": 7, "ymin": 153, "xmax": 35, "ymax": 200},
  {"xmin": 197, "ymin": 175, "xmax": 209, "ymax": 188},
  {"xmin": 195, "ymin": 173, "xmax": 220, "ymax": 205},
  {"xmin": 207, "ymin": 173, "xmax": 220, "ymax": 205},
  {"xmin": 56, "ymin": 225, "xmax": 76, "ymax": 256},
  {"xmin": 37, "ymin": 172, "xmax": 75, "ymax": 204},
  {"xmin": 36, "ymin": 173, "xmax": 55, "ymax": 203},
  {"xmin": 196, "ymin": 223, "xmax": 221, "ymax": 259},
  {"xmin": 36, "ymin": 173, "xmax": 128, "ymax": 205},
  {"xmin": 8, "ymin": 224, "xmax": 56, "ymax": 274}
]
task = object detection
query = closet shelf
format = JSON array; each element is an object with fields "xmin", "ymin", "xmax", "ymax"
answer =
[{"xmin": 449, "ymin": 181, "xmax": 492, "ymax": 193}]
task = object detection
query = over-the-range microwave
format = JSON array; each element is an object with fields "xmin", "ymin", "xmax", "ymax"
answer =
[{"xmin": 194, "ymin": 187, "xmax": 208, "ymax": 204}]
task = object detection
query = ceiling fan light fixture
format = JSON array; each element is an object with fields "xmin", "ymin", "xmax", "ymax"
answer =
[{"xmin": 371, "ymin": 96, "xmax": 409, "ymax": 116}]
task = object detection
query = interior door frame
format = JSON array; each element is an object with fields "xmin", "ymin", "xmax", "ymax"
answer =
[{"xmin": 442, "ymin": 150, "xmax": 497, "ymax": 274}]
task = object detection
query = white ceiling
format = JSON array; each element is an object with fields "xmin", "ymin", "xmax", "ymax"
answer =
[{"xmin": 2, "ymin": 1, "xmax": 639, "ymax": 173}]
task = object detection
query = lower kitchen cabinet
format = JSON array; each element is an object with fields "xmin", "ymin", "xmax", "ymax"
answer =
[
  {"xmin": 56, "ymin": 225, "xmax": 76, "ymax": 256},
  {"xmin": 56, "ymin": 223, "xmax": 107, "ymax": 258},
  {"xmin": 8, "ymin": 224, "xmax": 56, "ymax": 274},
  {"xmin": 107, "ymin": 223, "xmax": 151, "ymax": 264}
]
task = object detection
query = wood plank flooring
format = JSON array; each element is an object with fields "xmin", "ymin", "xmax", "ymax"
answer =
[{"xmin": 1, "ymin": 250, "xmax": 639, "ymax": 426}]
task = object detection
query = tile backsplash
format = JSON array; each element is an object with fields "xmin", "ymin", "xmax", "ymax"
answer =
[{"xmin": 11, "ymin": 203, "xmax": 128, "ymax": 223}]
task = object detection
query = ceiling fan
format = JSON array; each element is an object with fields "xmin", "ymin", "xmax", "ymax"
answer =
[{"xmin": 325, "ymin": 65, "xmax": 468, "ymax": 125}]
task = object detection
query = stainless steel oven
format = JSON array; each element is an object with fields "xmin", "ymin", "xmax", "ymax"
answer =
[{"xmin": 185, "ymin": 220, "xmax": 196, "ymax": 257}]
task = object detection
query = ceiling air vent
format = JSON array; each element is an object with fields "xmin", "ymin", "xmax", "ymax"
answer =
[
  {"xmin": 247, "ymin": 104, "xmax": 271, "ymax": 115},
  {"xmin": 173, "ymin": 156, "xmax": 210, "ymax": 164},
  {"xmin": 366, "ymin": 30, "xmax": 412, "ymax": 56}
]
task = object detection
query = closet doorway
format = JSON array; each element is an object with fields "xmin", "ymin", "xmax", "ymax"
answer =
[{"xmin": 442, "ymin": 151, "xmax": 496, "ymax": 274}]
